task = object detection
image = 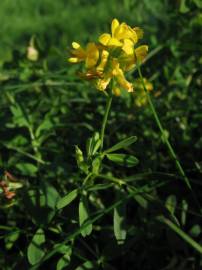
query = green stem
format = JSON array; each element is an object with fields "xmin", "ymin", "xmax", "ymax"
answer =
[
  {"xmin": 100, "ymin": 92, "xmax": 113, "ymax": 152},
  {"xmin": 157, "ymin": 215, "xmax": 202, "ymax": 254},
  {"xmin": 136, "ymin": 61, "xmax": 191, "ymax": 190},
  {"xmin": 83, "ymin": 172, "xmax": 94, "ymax": 186}
]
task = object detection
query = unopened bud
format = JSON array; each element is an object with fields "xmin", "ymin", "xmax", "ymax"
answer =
[{"xmin": 27, "ymin": 46, "xmax": 38, "ymax": 61}]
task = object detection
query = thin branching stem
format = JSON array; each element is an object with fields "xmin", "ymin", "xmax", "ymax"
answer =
[
  {"xmin": 136, "ymin": 60, "xmax": 191, "ymax": 190},
  {"xmin": 157, "ymin": 215, "xmax": 202, "ymax": 254},
  {"xmin": 100, "ymin": 91, "xmax": 113, "ymax": 152},
  {"xmin": 136, "ymin": 59, "xmax": 202, "ymax": 211}
]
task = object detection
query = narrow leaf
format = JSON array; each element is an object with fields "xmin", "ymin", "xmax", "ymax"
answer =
[
  {"xmin": 56, "ymin": 246, "xmax": 72, "ymax": 270},
  {"xmin": 56, "ymin": 189, "xmax": 78, "ymax": 210},
  {"xmin": 165, "ymin": 195, "xmax": 177, "ymax": 215},
  {"xmin": 92, "ymin": 139, "xmax": 101, "ymax": 156},
  {"xmin": 75, "ymin": 261, "xmax": 97, "ymax": 270},
  {"xmin": 27, "ymin": 228, "xmax": 45, "ymax": 265},
  {"xmin": 106, "ymin": 153, "xmax": 139, "ymax": 167},
  {"xmin": 86, "ymin": 132, "xmax": 100, "ymax": 157},
  {"xmin": 79, "ymin": 197, "xmax": 92, "ymax": 237},
  {"xmin": 181, "ymin": 199, "xmax": 188, "ymax": 226},
  {"xmin": 105, "ymin": 136, "xmax": 137, "ymax": 153},
  {"xmin": 56, "ymin": 254, "xmax": 70, "ymax": 270},
  {"xmin": 113, "ymin": 205, "xmax": 127, "ymax": 245},
  {"xmin": 16, "ymin": 163, "xmax": 38, "ymax": 176}
]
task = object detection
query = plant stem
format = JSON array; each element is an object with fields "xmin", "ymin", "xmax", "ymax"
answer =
[
  {"xmin": 100, "ymin": 92, "xmax": 113, "ymax": 152},
  {"xmin": 136, "ymin": 61, "xmax": 192, "ymax": 190},
  {"xmin": 157, "ymin": 215, "xmax": 202, "ymax": 254}
]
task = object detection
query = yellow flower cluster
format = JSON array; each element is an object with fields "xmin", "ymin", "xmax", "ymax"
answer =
[{"xmin": 68, "ymin": 19, "xmax": 148, "ymax": 94}]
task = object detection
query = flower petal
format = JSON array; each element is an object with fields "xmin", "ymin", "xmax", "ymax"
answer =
[
  {"xmin": 85, "ymin": 43, "xmax": 99, "ymax": 68},
  {"xmin": 115, "ymin": 67, "xmax": 133, "ymax": 92},
  {"xmin": 72, "ymin": 42, "xmax": 81, "ymax": 49},
  {"xmin": 122, "ymin": 39, "xmax": 134, "ymax": 55},
  {"xmin": 99, "ymin": 33, "xmax": 111, "ymax": 46},
  {"xmin": 111, "ymin": 18, "xmax": 120, "ymax": 37},
  {"xmin": 107, "ymin": 37, "xmax": 122, "ymax": 47},
  {"xmin": 96, "ymin": 76, "xmax": 111, "ymax": 91},
  {"xmin": 114, "ymin": 23, "xmax": 137, "ymax": 44},
  {"xmin": 97, "ymin": 50, "xmax": 109, "ymax": 71},
  {"xmin": 68, "ymin": 57, "xmax": 80, "ymax": 63}
]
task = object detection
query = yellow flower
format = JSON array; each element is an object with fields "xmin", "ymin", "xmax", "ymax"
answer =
[
  {"xmin": 119, "ymin": 45, "xmax": 148, "ymax": 71},
  {"xmin": 85, "ymin": 43, "xmax": 100, "ymax": 68},
  {"xmin": 111, "ymin": 59, "xmax": 133, "ymax": 92},
  {"xmin": 68, "ymin": 42, "xmax": 99, "ymax": 69},
  {"xmin": 96, "ymin": 58, "xmax": 133, "ymax": 93},
  {"xmin": 99, "ymin": 19, "xmax": 142, "ymax": 55},
  {"xmin": 68, "ymin": 42, "xmax": 85, "ymax": 63},
  {"xmin": 96, "ymin": 50, "xmax": 109, "ymax": 71},
  {"xmin": 96, "ymin": 74, "xmax": 111, "ymax": 91},
  {"xmin": 68, "ymin": 18, "xmax": 148, "ymax": 96}
]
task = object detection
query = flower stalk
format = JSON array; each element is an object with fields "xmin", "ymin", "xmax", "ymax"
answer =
[
  {"xmin": 100, "ymin": 90, "xmax": 113, "ymax": 152},
  {"xmin": 136, "ymin": 59, "xmax": 191, "ymax": 189}
]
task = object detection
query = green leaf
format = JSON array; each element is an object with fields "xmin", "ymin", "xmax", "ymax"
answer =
[
  {"xmin": 193, "ymin": 0, "xmax": 202, "ymax": 8},
  {"xmin": 189, "ymin": 225, "xmax": 201, "ymax": 238},
  {"xmin": 35, "ymin": 118, "xmax": 54, "ymax": 138},
  {"xmin": 165, "ymin": 195, "xmax": 180, "ymax": 226},
  {"xmin": 53, "ymin": 244, "xmax": 71, "ymax": 255},
  {"xmin": 56, "ymin": 246, "xmax": 72, "ymax": 270},
  {"xmin": 105, "ymin": 136, "xmax": 137, "ymax": 153},
  {"xmin": 86, "ymin": 132, "xmax": 101, "ymax": 157},
  {"xmin": 10, "ymin": 104, "xmax": 30, "ymax": 128},
  {"xmin": 92, "ymin": 139, "xmax": 101, "ymax": 156},
  {"xmin": 27, "ymin": 228, "xmax": 45, "ymax": 265},
  {"xmin": 165, "ymin": 195, "xmax": 177, "ymax": 215},
  {"xmin": 181, "ymin": 199, "xmax": 188, "ymax": 226},
  {"xmin": 113, "ymin": 205, "xmax": 127, "ymax": 245},
  {"xmin": 86, "ymin": 137, "xmax": 93, "ymax": 157},
  {"xmin": 106, "ymin": 153, "xmax": 139, "ymax": 167},
  {"xmin": 23, "ymin": 182, "xmax": 60, "ymax": 225},
  {"xmin": 75, "ymin": 261, "xmax": 97, "ymax": 270},
  {"xmin": 56, "ymin": 254, "xmax": 70, "ymax": 270},
  {"xmin": 87, "ymin": 183, "xmax": 113, "ymax": 191},
  {"xmin": 7, "ymin": 135, "xmax": 28, "ymax": 147},
  {"xmin": 5, "ymin": 230, "xmax": 20, "ymax": 250},
  {"xmin": 92, "ymin": 155, "xmax": 102, "ymax": 174},
  {"xmin": 16, "ymin": 163, "xmax": 38, "ymax": 176},
  {"xmin": 179, "ymin": 0, "xmax": 190, "ymax": 13},
  {"xmin": 56, "ymin": 189, "xmax": 78, "ymax": 210},
  {"xmin": 133, "ymin": 194, "xmax": 148, "ymax": 209},
  {"xmin": 79, "ymin": 197, "xmax": 92, "ymax": 237}
]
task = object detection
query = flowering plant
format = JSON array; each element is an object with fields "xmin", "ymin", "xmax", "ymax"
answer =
[{"xmin": 66, "ymin": 19, "xmax": 196, "ymax": 253}]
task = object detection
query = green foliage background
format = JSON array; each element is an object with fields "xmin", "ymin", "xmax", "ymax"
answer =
[{"xmin": 0, "ymin": 0, "xmax": 202, "ymax": 269}]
